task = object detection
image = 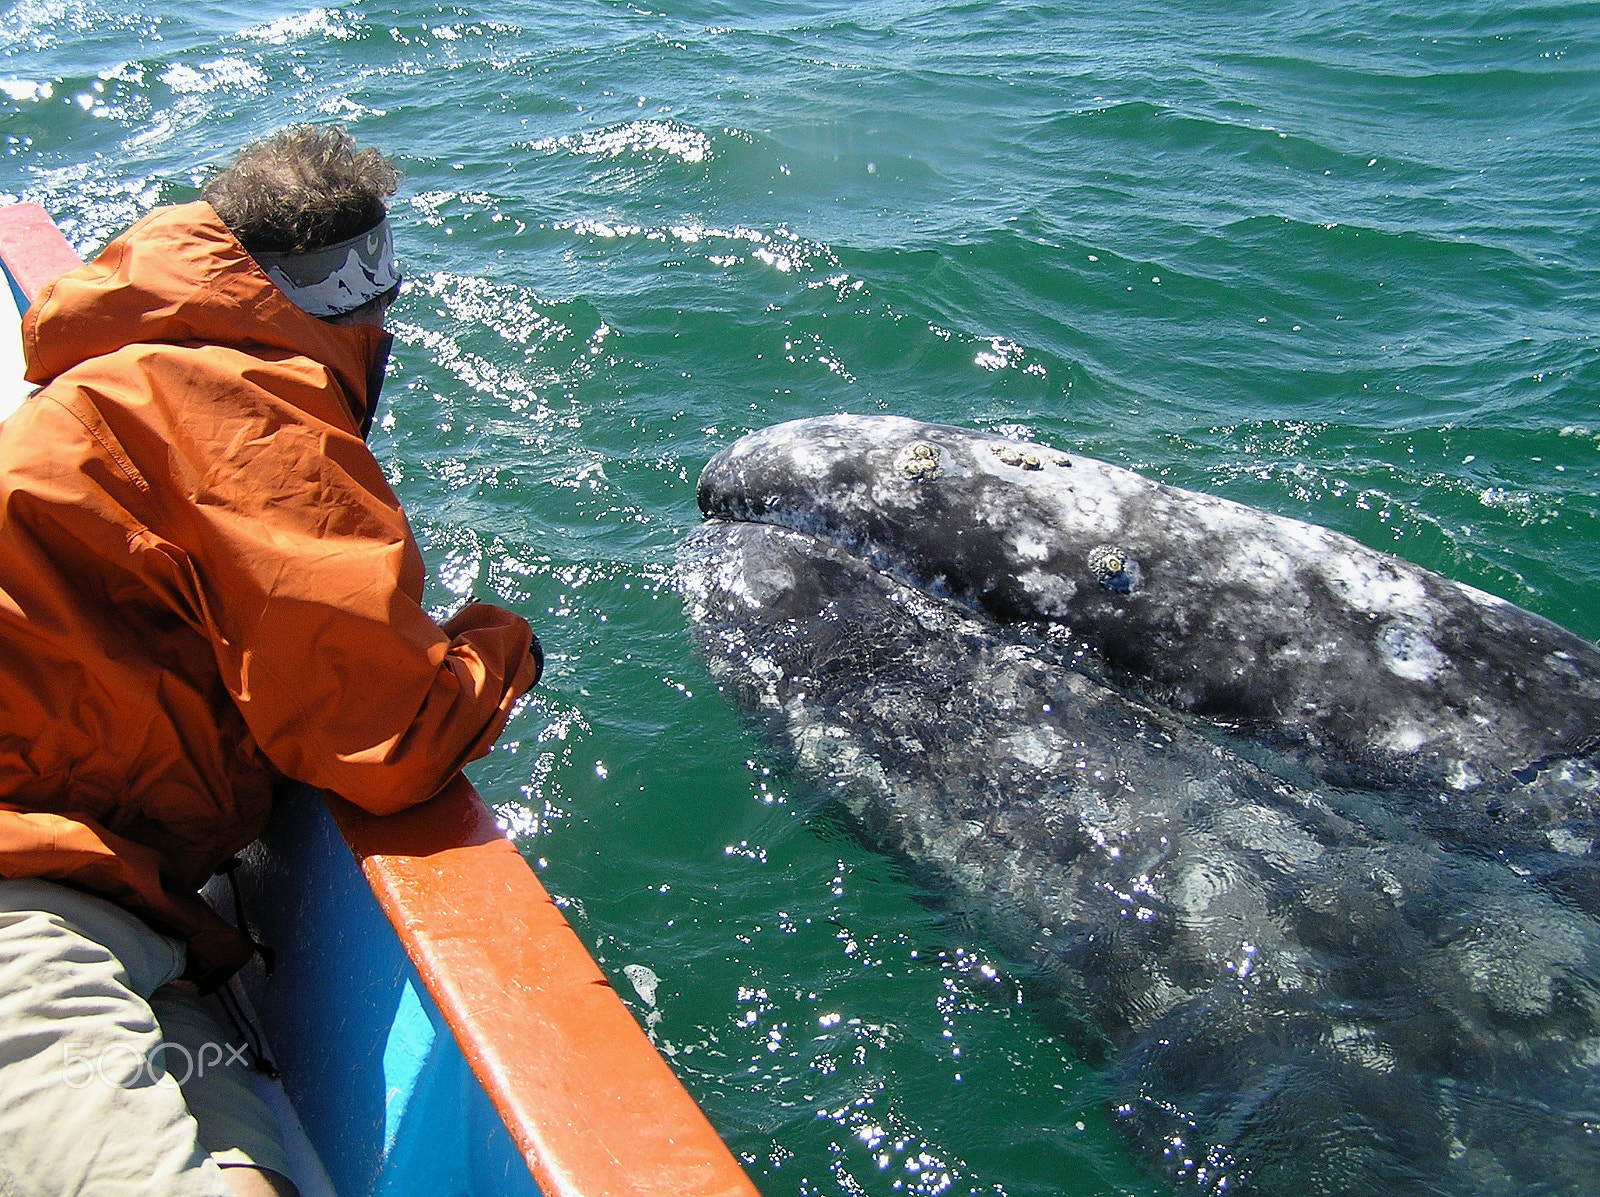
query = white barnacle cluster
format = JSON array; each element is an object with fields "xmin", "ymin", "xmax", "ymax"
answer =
[
  {"xmin": 1085, "ymin": 544, "xmax": 1140, "ymax": 595},
  {"xmin": 990, "ymin": 442, "xmax": 1044, "ymax": 471},
  {"xmin": 1086, "ymin": 544, "xmax": 1125, "ymax": 579},
  {"xmin": 985, "ymin": 439, "xmax": 1071, "ymax": 474},
  {"xmin": 897, "ymin": 440, "xmax": 942, "ymax": 481}
]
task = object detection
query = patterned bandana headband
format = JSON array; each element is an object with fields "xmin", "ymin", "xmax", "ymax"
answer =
[{"xmin": 251, "ymin": 218, "xmax": 400, "ymax": 318}]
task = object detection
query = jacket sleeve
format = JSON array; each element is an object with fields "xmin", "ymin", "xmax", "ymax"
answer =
[{"xmin": 173, "ymin": 405, "xmax": 540, "ymax": 816}]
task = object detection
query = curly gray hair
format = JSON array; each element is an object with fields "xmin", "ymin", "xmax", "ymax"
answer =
[{"xmin": 203, "ymin": 125, "xmax": 400, "ymax": 254}]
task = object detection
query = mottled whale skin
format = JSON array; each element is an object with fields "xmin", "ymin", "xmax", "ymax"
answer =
[
  {"xmin": 681, "ymin": 415, "xmax": 1600, "ymax": 1196},
  {"xmin": 696, "ymin": 415, "xmax": 1600, "ymax": 796}
]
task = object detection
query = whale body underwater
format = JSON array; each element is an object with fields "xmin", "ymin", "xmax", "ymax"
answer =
[{"xmin": 679, "ymin": 415, "xmax": 1600, "ymax": 1196}]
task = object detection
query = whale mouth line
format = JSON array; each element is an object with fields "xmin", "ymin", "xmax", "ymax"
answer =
[{"xmin": 696, "ymin": 414, "xmax": 1600, "ymax": 785}]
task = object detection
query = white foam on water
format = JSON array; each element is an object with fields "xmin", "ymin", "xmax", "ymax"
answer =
[
  {"xmin": 533, "ymin": 119, "xmax": 712, "ymax": 165},
  {"xmin": 622, "ymin": 963, "xmax": 660, "ymax": 1007}
]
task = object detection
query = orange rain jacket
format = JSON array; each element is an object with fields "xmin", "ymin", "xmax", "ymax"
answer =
[{"xmin": 0, "ymin": 203, "xmax": 539, "ymax": 986}]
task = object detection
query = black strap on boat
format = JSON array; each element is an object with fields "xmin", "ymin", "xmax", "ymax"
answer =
[
  {"xmin": 215, "ymin": 977, "xmax": 281, "ymax": 1080},
  {"xmin": 219, "ymin": 856, "xmax": 277, "ymax": 977},
  {"xmin": 214, "ymin": 856, "xmax": 282, "ymax": 1079}
]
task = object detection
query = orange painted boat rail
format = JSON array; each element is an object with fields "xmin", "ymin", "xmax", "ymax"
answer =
[
  {"xmin": 0, "ymin": 202, "xmax": 81, "ymax": 304},
  {"xmin": 329, "ymin": 776, "xmax": 757, "ymax": 1197}
]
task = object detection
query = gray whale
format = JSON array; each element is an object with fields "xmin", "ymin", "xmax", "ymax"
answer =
[{"xmin": 681, "ymin": 415, "xmax": 1600, "ymax": 1196}]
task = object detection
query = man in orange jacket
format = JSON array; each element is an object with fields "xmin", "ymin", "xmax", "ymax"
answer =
[{"xmin": 0, "ymin": 127, "xmax": 540, "ymax": 1196}]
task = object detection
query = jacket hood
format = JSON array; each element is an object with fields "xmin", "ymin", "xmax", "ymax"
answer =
[{"xmin": 22, "ymin": 202, "xmax": 391, "ymax": 434}]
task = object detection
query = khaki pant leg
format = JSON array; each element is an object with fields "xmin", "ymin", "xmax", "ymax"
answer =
[
  {"xmin": 145, "ymin": 986, "xmax": 292, "ymax": 1181},
  {"xmin": 0, "ymin": 880, "xmax": 232, "ymax": 1197}
]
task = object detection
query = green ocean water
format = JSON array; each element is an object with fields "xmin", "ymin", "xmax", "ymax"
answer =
[{"xmin": 4, "ymin": 2, "xmax": 1599, "ymax": 1193}]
